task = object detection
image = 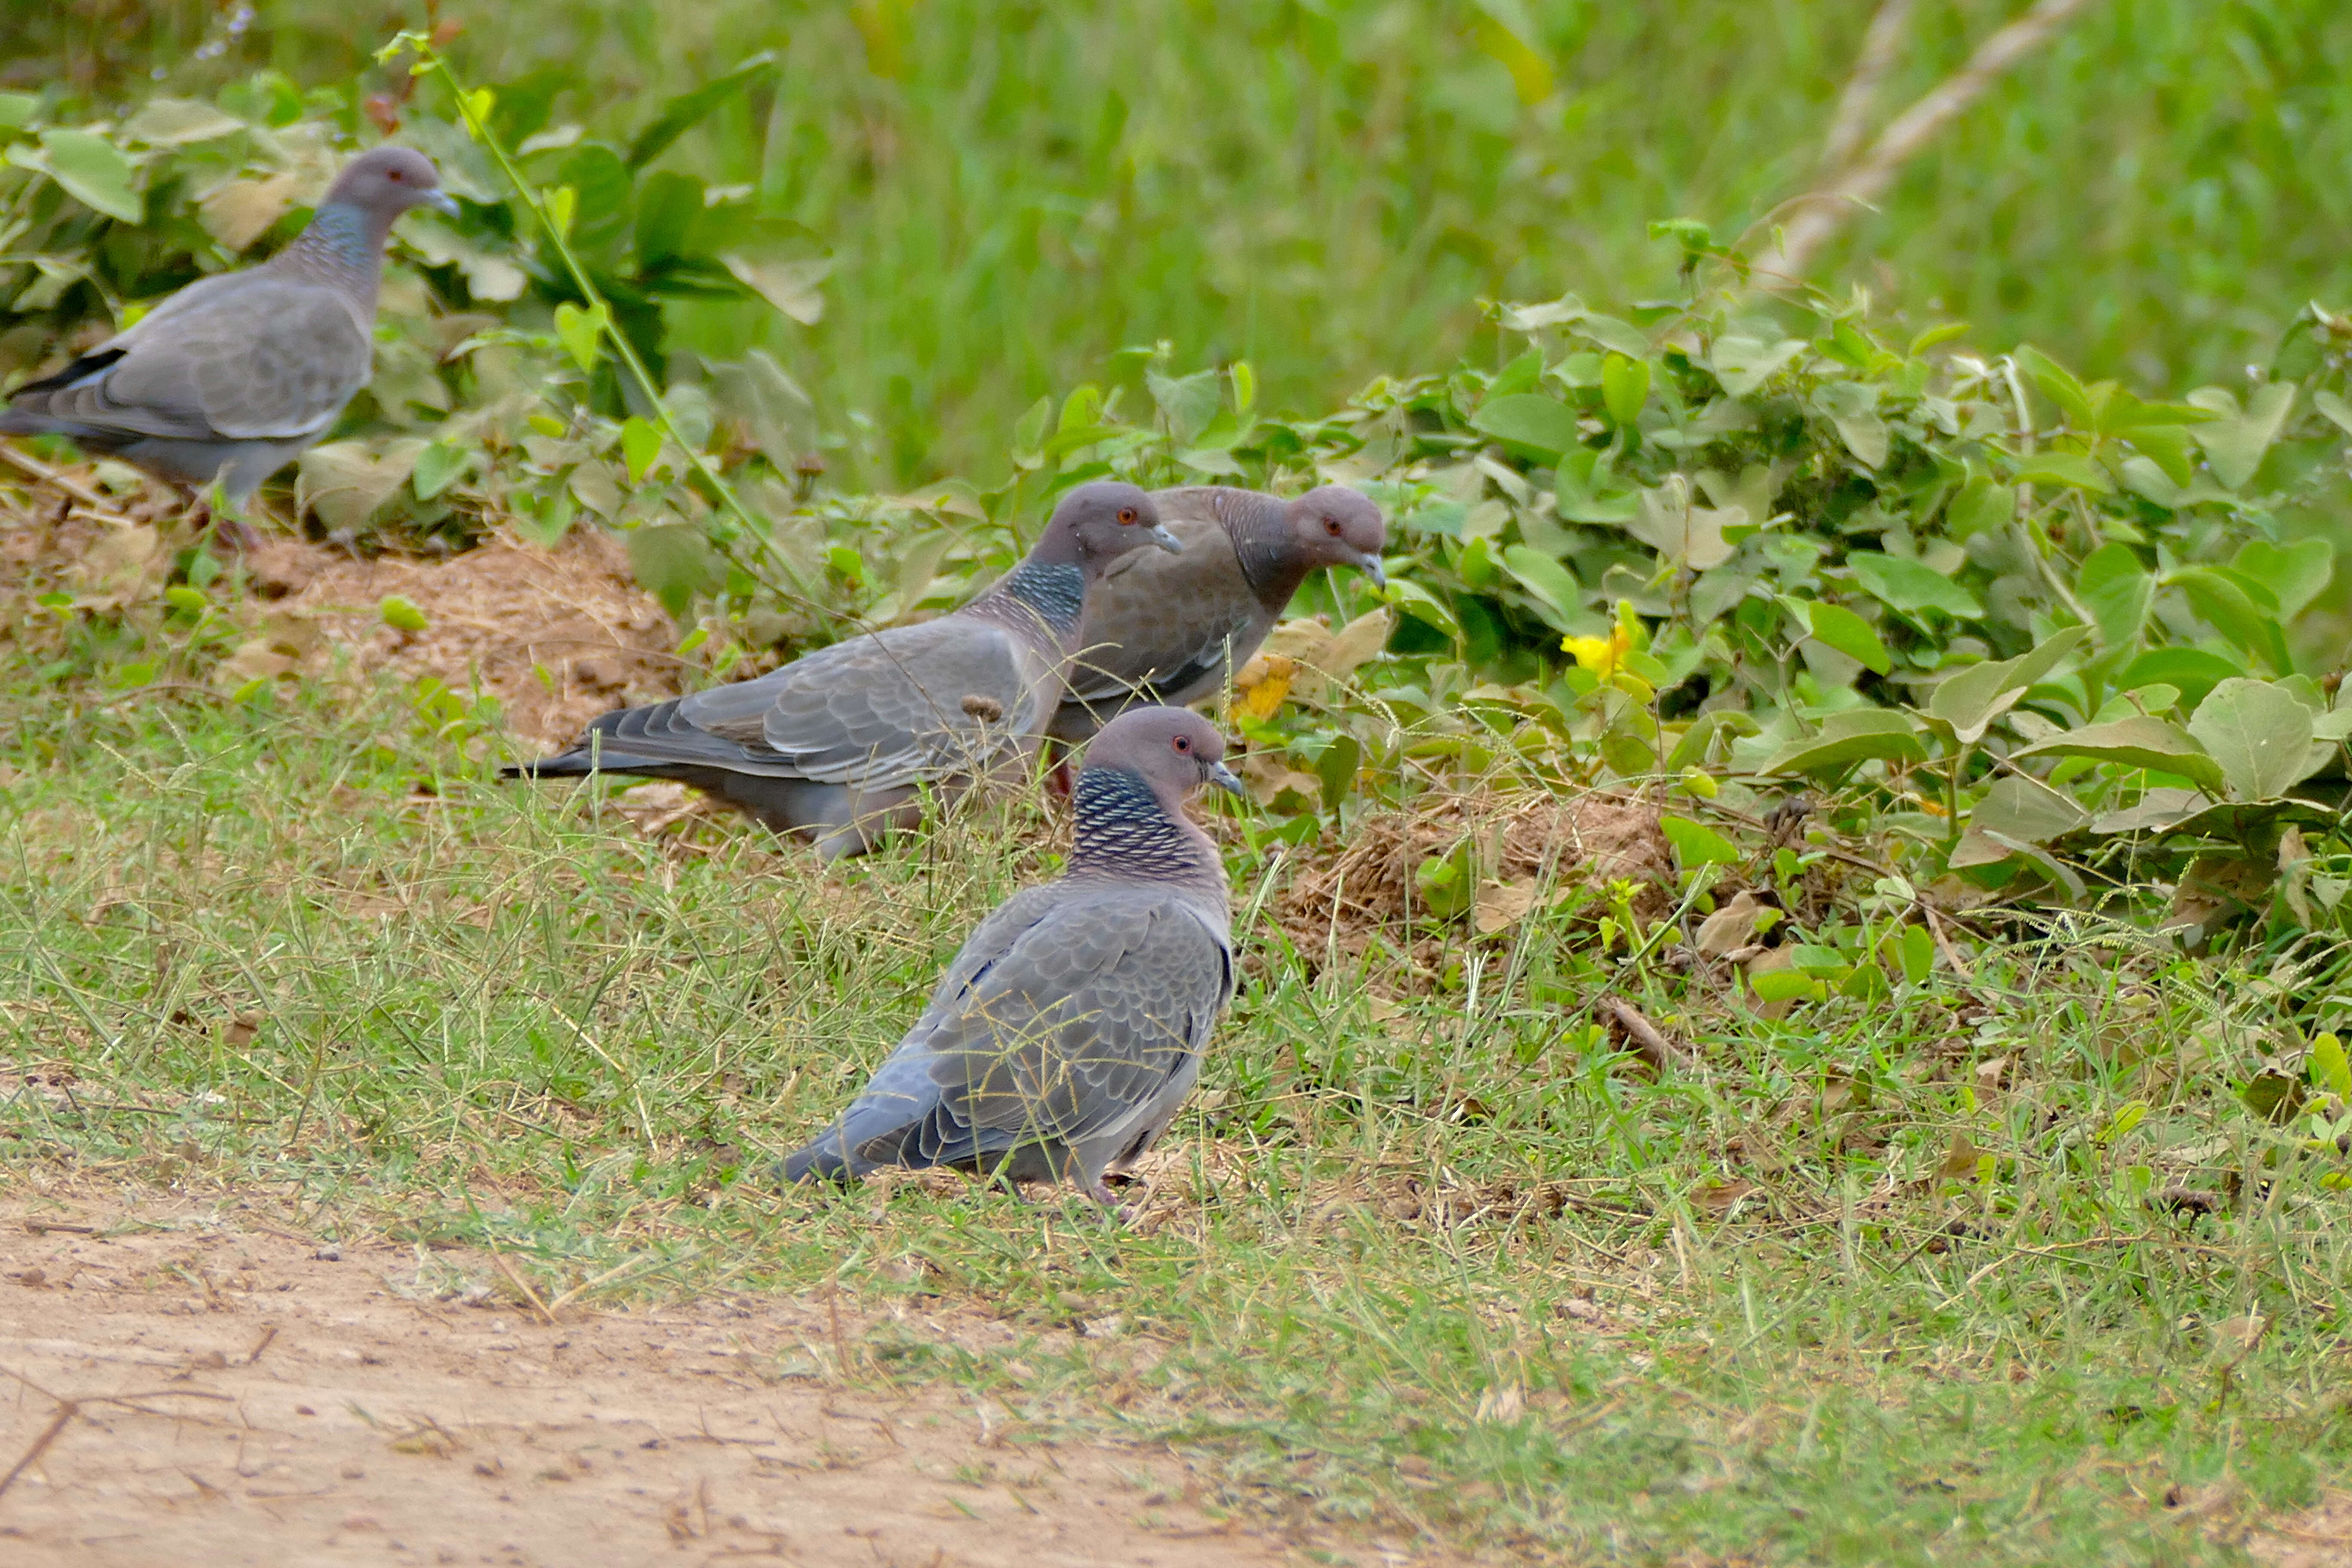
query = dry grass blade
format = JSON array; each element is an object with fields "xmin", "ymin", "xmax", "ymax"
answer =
[{"xmin": 1598, "ymin": 996, "xmax": 1693, "ymax": 1073}]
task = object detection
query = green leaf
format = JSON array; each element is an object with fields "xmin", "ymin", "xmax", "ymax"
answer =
[
  {"xmin": 1499, "ymin": 545, "xmax": 1583, "ymax": 628},
  {"xmin": 1748, "ymin": 968, "xmax": 1821, "ymax": 1004},
  {"xmin": 410, "ymin": 437, "xmax": 473, "ymax": 501},
  {"xmin": 2187, "ymin": 382, "xmax": 2296, "ymax": 490},
  {"xmin": 2315, "ymin": 390, "xmax": 2352, "ymax": 438},
  {"xmin": 552, "ymin": 144, "xmax": 634, "ymax": 259},
  {"xmin": 2119, "ymin": 648, "xmax": 2242, "ymax": 712},
  {"xmin": 1471, "ymin": 393, "xmax": 1580, "ymax": 459},
  {"xmin": 1707, "ymin": 335, "xmax": 1807, "ymax": 397},
  {"xmin": 1945, "ymin": 472, "xmax": 2015, "ymax": 538},
  {"xmin": 1146, "ymin": 368, "xmax": 1222, "ymax": 447},
  {"xmin": 2313, "ymin": 1033, "xmax": 2352, "ymax": 1102},
  {"xmin": 1470, "ymin": 0, "xmax": 1554, "ymax": 101},
  {"xmin": 2168, "ymin": 565, "xmax": 2285, "ymax": 666},
  {"xmin": 2124, "ymin": 423, "xmax": 2197, "ymax": 488},
  {"xmin": 34, "ymin": 129, "xmax": 141, "ymax": 223},
  {"xmin": 626, "ymin": 523, "xmax": 723, "ymax": 618},
  {"xmin": 2011, "ymin": 451, "xmax": 2112, "ymax": 493},
  {"xmin": 1659, "ymin": 814, "xmax": 1742, "ymax": 867},
  {"xmin": 379, "ymin": 595, "xmax": 429, "ymax": 633},
  {"xmin": 2013, "ymin": 717, "xmax": 2226, "ymax": 796},
  {"xmin": 627, "ymin": 53, "xmax": 780, "ymax": 168},
  {"xmin": 2075, "ymin": 543, "xmax": 2152, "ymax": 650},
  {"xmin": 1968, "ymin": 773, "xmax": 2087, "ymax": 844},
  {"xmin": 1919, "ymin": 630, "xmax": 2089, "ymax": 747},
  {"xmin": 1799, "ymin": 601, "xmax": 1891, "ymax": 674},
  {"xmin": 1813, "ymin": 380, "xmax": 1887, "ymax": 469},
  {"xmin": 1847, "ymin": 551, "xmax": 1982, "ymax": 618},
  {"xmin": 2231, "ymin": 538, "xmax": 2334, "ymax": 622},
  {"xmin": 1314, "ymin": 733, "xmax": 1362, "ymax": 812},
  {"xmin": 1601, "ymin": 354, "xmax": 1650, "ymax": 428},
  {"xmin": 553, "ymin": 300, "xmax": 608, "ymax": 374},
  {"xmin": 120, "ymin": 97, "xmax": 246, "ymax": 147},
  {"xmin": 621, "ymin": 416, "xmax": 663, "ymax": 484},
  {"xmin": 2014, "ymin": 345, "xmax": 2095, "ymax": 431},
  {"xmin": 1756, "ymin": 709, "xmax": 1926, "ymax": 776},
  {"xmin": 2188, "ymin": 678, "xmax": 2321, "ymax": 802},
  {"xmin": 1011, "ymin": 394, "xmax": 1053, "ymax": 465}
]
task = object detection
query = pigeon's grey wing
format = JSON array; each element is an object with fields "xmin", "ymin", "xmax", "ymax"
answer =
[
  {"xmin": 914, "ymin": 891, "xmax": 1234, "ymax": 1154},
  {"xmin": 741, "ymin": 616, "xmax": 1043, "ymax": 788},
  {"xmin": 1063, "ymin": 516, "xmax": 1261, "ymax": 706},
  {"xmin": 807, "ymin": 885, "xmax": 1071, "ymax": 1172},
  {"xmin": 24, "ymin": 275, "xmax": 368, "ymax": 443}
]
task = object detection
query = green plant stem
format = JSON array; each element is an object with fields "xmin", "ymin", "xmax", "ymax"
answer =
[{"xmin": 398, "ymin": 37, "xmax": 824, "ymax": 610}]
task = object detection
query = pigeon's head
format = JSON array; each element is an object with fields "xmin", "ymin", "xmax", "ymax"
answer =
[
  {"xmin": 327, "ymin": 147, "xmax": 461, "ymax": 220},
  {"xmin": 1283, "ymin": 486, "xmax": 1387, "ymax": 585},
  {"xmin": 1084, "ymin": 706, "xmax": 1243, "ymax": 802},
  {"xmin": 1038, "ymin": 481, "xmax": 1182, "ymax": 574}
]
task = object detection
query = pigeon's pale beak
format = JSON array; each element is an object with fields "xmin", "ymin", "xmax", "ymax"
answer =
[
  {"xmin": 423, "ymin": 190, "xmax": 462, "ymax": 217},
  {"xmin": 1206, "ymin": 760, "xmax": 1245, "ymax": 797},
  {"xmin": 1147, "ymin": 524, "xmax": 1185, "ymax": 555},
  {"xmin": 1356, "ymin": 552, "xmax": 1388, "ymax": 587}
]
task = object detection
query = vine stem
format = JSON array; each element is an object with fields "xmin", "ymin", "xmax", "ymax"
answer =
[{"xmin": 386, "ymin": 34, "xmax": 824, "ymax": 609}]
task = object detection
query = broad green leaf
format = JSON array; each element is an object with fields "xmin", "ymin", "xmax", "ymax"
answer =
[
  {"xmin": 1709, "ymin": 335, "xmax": 1806, "ymax": 396},
  {"xmin": 2011, "ymin": 450, "xmax": 2112, "ymax": 493},
  {"xmin": 35, "ymin": 129, "xmax": 141, "ymax": 223},
  {"xmin": 2075, "ymin": 543, "xmax": 2152, "ymax": 650},
  {"xmin": 1659, "ymin": 814, "xmax": 1742, "ymax": 867},
  {"xmin": 2189, "ymin": 678, "xmax": 2321, "ymax": 802},
  {"xmin": 1011, "ymin": 394, "xmax": 1053, "ymax": 463},
  {"xmin": 1146, "ymin": 368, "xmax": 1222, "ymax": 446},
  {"xmin": 2014, "ymin": 345, "xmax": 2095, "ymax": 431},
  {"xmin": 1471, "ymin": 393, "xmax": 1579, "ymax": 459},
  {"xmin": 1800, "ymin": 601, "xmax": 1891, "ymax": 674},
  {"xmin": 553, "ymin": 144, "xmax": 633, "ymax": 259},
  {"xmin": 295, "ymin": 438, "xmax": 426, "ymax": 532},
  {"xmin": 2014, "ymin": 717, "xmax": 2225, "ymax": 795},
  {"xmin": 552, "ymin": 300, "xmax": 607, "ymax": 374},
  {"xmin": 2117, "ymin": 655, "xmax": 2234, "ymax": 717},
  {"xmin": 1601, "ymin": 354, "xmax": 1650, "ymax": 428},
  {"xmin": 2315, "ymin": 390, "xmax": 2352, "ymax": 437},
  {"xmin": 1945, "ymin": 472, "xmax": 2014, "ymax": 538},
  {"xmin": 1847, "ymin": 551, "xmax": 1981, "ymax": 618},
  {"xmin": 1384, "ymin": 577, "xmax": 1460, "ymax": 637},
  {"xmin": 2168, "ymin": 565, "xmax": 2285, "ymax": 667},
  {"xmin": 1756, "ymin": 709, "xmax": 1926, "ymax": 776},
  {"xmin": 1627, "ymin": 478, "xmax": 1737, "ymax": 570},
  {"xmin": 627, "ymin": 53, "xmax": 780, "ymax": 167},
  {"xmin": 379, "ymin": 595, "xmax": 429, "ymax": 633},
  {"xmin": 708, "ymin": 349, "xmax": 818, "ymax": 465},
  {"xmin": 120, "ymin": 97, "xmax": 245, "ymax": 146},
  {"xmin": 1922, "ymin": 626, "xmax": 2088, "ymax": 742},
  {"xmin": 621, "ymin": 416, "xmax": 663, "ymax": 484},
  {"xmin": 410, "ymin": 437, "xmax": 474, "ymax": 501},
  {"xmin": 1500, "ymin": 545, "xmax": 1583, "ymax": 628},
  {"xmin": 2125, "ymin": 423, "xmax": 2197, "ymax": 487},
  {"xmin": 626, "ymin": 523, "xmax": 723, "ymax": 618},
  {"xmin": 2187, "ymin": 382, "xmax": 2295, "ymax": 490},
  {"xmin": 1315, "ymin": 733, "xmax": 1362, "ymax": 812},
  {"xmin": 1571, "ymin": 313, "xmax": 1651, "ymax": 358},
  {"xmin": 2314, "ymin": 1033, "xmax": 2352, "ymax": 1102},
  {"xmin": 1748, "ymin": 968, "xmax": 1821, "ymax": 1003},
  {"xmin": 1968, "ymin": 773, "xmax": 2088, "ymax": 844},
  {"xmin": 2231, "ymin": 538, "xmax": 2334, "ymax": 621},
  {"xmin": 1814, "ymin": 380, "xmax": 1887, "ymax": 469}
]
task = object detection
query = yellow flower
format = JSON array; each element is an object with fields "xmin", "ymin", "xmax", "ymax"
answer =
[{"xmin": 1562, "ymin": 620, "xmax": 1632, "ymax": 678}]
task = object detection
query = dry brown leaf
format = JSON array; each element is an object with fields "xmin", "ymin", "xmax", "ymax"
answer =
[
  {"xmin": 199, "ymin": 173, "xmax": 300, "ymax": 251},
  {"xmin": 1696, "ymin": 888, "xmax": 1770, "ymax": 957},
  {"xmin": 1472, "ymin": 877, "xmax": 1538, "ymax": 935}
]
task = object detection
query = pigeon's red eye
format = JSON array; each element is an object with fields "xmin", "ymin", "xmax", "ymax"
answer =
[
  {"xmin": 1323, "ymin": 518, "xmax": 1343, "ymax": 536},
  {"xmin": 388, "ymin": 170, "xmax": 404, "ymax": 181},
  {"xmin": 1173, "ymin": 735, "xmax": 1191, "ymax": 753},
  {"xmin": 1117, "ymin": 507, "xmax": 1138, "ymax": 524}
]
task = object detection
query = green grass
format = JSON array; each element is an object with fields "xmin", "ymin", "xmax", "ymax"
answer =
[
  {"xmin": 17, "ymin": 1, "xmax": 2352, "ymax": 486},
  {"xmin": 5, "ymin": 666, "xmax": 2347, "ymax": 1563}
]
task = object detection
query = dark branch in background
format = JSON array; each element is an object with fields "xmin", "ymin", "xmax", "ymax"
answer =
[{"xmin": 1756, "ymin": 0, "xmax": 2110, "ymax": 285}]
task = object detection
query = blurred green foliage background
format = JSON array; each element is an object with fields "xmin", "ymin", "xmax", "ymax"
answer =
[{"xmin": 12, "ymin": 0, "xmax": 2352, "ymax": 485}]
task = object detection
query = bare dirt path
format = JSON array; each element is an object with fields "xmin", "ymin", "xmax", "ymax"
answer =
[{"xmin": 0, "ymin": 1199, "xmax": 1324, "ymax": 1568}]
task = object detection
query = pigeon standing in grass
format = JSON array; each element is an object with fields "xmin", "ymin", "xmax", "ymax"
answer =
[
  {"xmin": 780, "ymin": 705, "xmax": 1239, "ymax": 1210},
  {"xmin": 507, "ymin": 482, "xmax": 1181, "ymax": 858},
  {"xmin": 0, "ymin": 146, "xmax": 458, "ymax": 508},
  {"xmin": 1049, "ymin": 484, "xmax": 1387, "ymax": 744}
]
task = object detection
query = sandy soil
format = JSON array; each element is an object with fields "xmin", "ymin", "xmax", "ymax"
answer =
[{"xmin": 0, "ymin": 1200, "xmax": 1323, "ymax": 1568}]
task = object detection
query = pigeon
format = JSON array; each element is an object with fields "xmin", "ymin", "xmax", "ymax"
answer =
[
  {"xmin": 0, "ymin": 146, "xmax": 458, "ymax": 505},
  {"xmin": 779, "ymin": 704, "xmax": 1239, "ymax": 1209},
  {"xmin": 507, "ymin": 481, "xmax": 1182, "ymax": 858},
  {"xmin": 1049, "ymin": 484, "xmax": 1387, "ymax": 743}
]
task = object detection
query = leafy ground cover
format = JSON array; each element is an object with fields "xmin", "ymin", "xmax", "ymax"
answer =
[{"xmin": 6, "ymin": 25, "xmax": 2352, "ymax": 1567}]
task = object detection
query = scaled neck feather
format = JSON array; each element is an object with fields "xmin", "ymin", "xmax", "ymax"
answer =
[{"xmin": 1069, "ymin": 766, "xmax": 1225, "ymax": 890}]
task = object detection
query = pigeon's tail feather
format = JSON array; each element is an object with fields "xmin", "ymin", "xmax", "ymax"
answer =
[
  {"xmin": 7, "ymin": 347, "xmax": 127, "ymax": 404},
  {"xmin": 777, "ymin": 1126, "xmax": 874, "ymax": 1185}
]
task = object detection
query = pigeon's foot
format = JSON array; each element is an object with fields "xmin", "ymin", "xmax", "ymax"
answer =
[{"xmin": 1081, "ymin": 1181, "xmax": 1133, "ymax": 1223}]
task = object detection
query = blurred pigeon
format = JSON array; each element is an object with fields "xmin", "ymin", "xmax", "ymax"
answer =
[
  {"xmin": 780, "ymin": 705, "xmax": 1239, "ymax": 1209},
  {"xmin": 508, "ymin": 482, "xmax": 1181, "ymax": 858},
  {"xmin": 0, "ymin": 146, "xmax": 458, "ymax": 505},
  {"xmin": 1050, "ymin": 484, "xmax": 1387, "ymax": 743}
]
